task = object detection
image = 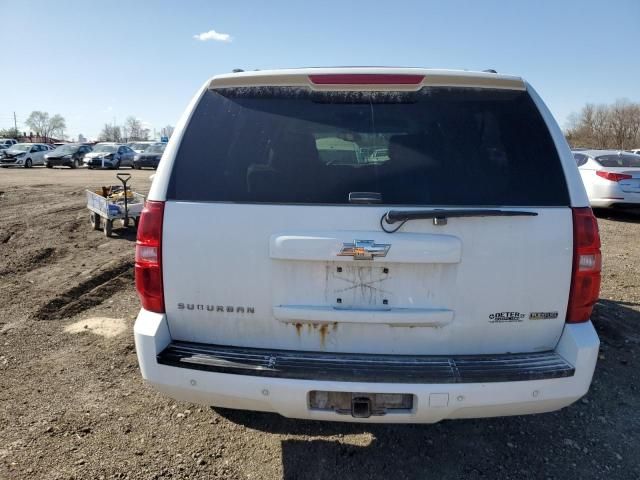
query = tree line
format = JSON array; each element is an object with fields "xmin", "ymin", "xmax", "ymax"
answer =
[
  {"xmin": 0, "ymin": 111, "xmax": 67, "ymax": 141},
  {"xmin": 99, "ymin": 116, "xmax": 149, "ymax": 142},
  {"xmin": 4, "ymin": 102, "xmax": 637, "ymax": 150},
  {"xmin": 99, "ymin": 117, "xmax": 174, "ymax": 142},
  {"xmin": 565, "ymin": 99, "xmax": 640, "ymax": 150},
  {"xmin": 0, "ymin": 112, "xmax": 173, "ymax": 143}
]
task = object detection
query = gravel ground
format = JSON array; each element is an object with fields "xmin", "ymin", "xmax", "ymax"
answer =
[{"xmin": 0, "ymin": 167, "xmax": 639, "ymax": 480}]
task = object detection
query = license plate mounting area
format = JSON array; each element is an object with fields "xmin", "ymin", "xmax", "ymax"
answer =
[{"xmin": 308, "ymin": 391, "xmax": 413, "ymax": 418}]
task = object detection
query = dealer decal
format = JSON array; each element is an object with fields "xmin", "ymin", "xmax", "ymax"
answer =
[
  {"xmin": 489, "ymin": 312, "xmax": 525, "ymax": 323},
  {"xmin": 529, "ymin": 311, "xmax": 559, "ymax": 320}
]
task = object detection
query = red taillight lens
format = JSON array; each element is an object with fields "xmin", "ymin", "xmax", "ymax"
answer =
[
  {"xmin": 567, "ymin": 208, "xmax": 601, "ymax": 323},
  {"xmin": 596, "ymin": 171, "xmax": 632, "ymax": 182},
  {"xmin": 308, "ymin": 74, "xmax": 425, "ymax": 85},
  {"xmin": 135, "ymin": 201, "xmax": 165, "ymax": 313}
]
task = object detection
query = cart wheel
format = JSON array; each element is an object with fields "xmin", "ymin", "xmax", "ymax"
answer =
[
  {"xmin": 103, "ymin": 219, "xmax": 113, "ymax": 237},
  {"xmin": 90, "ymin": 213, "xmax": 101, "ymax": 230}
]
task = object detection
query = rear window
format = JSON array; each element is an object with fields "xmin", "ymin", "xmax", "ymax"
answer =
[
  {"xmin": 168, "ymin": 87, "xmax": 569, "ymax": 206},
  {"xmin": 595, "ymin": 154, "xmax": 640, "ymax": 168}
]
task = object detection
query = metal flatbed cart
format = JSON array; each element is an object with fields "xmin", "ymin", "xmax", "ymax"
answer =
[{"xmin": 85, "ymin": 173, "xmax": 145, "ymax": 237}]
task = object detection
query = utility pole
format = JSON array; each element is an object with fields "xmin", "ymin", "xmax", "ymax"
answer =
[{"xmin": 13, "ymin": 112, "xmax": 17, "ymax": 137}]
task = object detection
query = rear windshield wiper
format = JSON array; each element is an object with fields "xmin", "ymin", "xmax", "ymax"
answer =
[{"xmin": 381, "ymin": 209, "xmax": 538, "ymax": 233}]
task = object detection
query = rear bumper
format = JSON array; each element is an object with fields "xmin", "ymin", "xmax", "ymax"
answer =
[
  {"xmin": 589, "ymin": 185, "xmax": 640, "ymax": 207},
  {"xmin": 134, "ymin": 310, "xmax": 599, "ymax": 423},
  {"xmin": 157, "ymin": 341, "xmax": 576, "ymax": 383},
  {"xmin": 590, "ymin": 198, "xmax": 640, "ymax": 208}
]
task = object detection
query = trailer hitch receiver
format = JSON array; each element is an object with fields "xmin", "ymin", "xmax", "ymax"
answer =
[{"xmin": 351, "ymin": 396, "xmax": 372, "ymax": 418}]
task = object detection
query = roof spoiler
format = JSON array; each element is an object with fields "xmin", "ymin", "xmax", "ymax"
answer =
[{"xmin": 208, "ymin": 69, "xmax": 526, "ymax": 91}]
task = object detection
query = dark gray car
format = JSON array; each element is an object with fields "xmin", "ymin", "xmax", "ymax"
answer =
[
  {"xmin": 133, "ymin": 142, "xmax": 166, "ymax": 169},
  {"xmin": 44, "ymin": 144, "xmax": 93, "ymax": 169}
]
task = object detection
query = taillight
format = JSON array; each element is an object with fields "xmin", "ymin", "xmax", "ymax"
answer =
[
  {"xmin": 135, "ymin": 201, "xmax": 165, "ymax": 313},
  {"xmin": 567, "ymin": 208, "xmax": 601, "ymax": 323},
  {"xmin": 308, "ymin": 74, "xmax": 425, "ymax": 85},
  {"xmin": 596, "ymin": 171, "xmax": 632, "ymax": 182}
]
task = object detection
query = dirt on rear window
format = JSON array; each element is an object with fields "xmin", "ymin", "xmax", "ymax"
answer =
[{"xmin": 168, "ymin": 87, "xmax": 570, "ymax": 206}]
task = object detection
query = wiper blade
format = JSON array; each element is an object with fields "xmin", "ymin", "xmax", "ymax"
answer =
[
  {"xmin": 381, "ymin": 209, "xmax": 538, "ymax": 233},
  {"xmin": 385, "ymin": 209, "xmax": 538, "ymax": 223}
]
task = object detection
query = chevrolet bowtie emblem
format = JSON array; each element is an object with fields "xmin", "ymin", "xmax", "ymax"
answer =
[{"xmin": 338, "ymin": 240, "xmax": 391, "ymax": 260}]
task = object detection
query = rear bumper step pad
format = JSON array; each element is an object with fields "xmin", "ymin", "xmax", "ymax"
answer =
[{"xmin": 157, "ymin": 341, "xmax": 574, "ymax": 384}]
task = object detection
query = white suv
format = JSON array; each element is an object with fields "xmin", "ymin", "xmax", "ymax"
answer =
[{"xmin": 134, "ymin": 68, "xmax": 601, "ymax": 423}]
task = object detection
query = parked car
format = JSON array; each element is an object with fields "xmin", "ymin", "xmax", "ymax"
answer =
[
  {"xmin": 44, "ymin": 143, "xmax": 93, "ymax": 169},
  {"xmin": 0, "ymin": 138, "xmax": 18, "ymax": 148},
  {"xmin": 133, "ymin": 142, "xmax": 165, "ymax": 169},
  {"xmin": 0, "ymin": 140, "xmax": 17, "ymax": 157},
  {"xmin": 127, "ymin": 141, "xmax": 155, "ymax": 154},
  {"xmin": 83, "ymin": 143, "xmax": 135, "ymax": 169},
  {"xmin": 573, "ymin": 149, "xmax": 640, "ymax": 208},
  {"xmin": 134, "ymin": 68, "xmax": 600, "ymax": 423},
  {"xmin": 0, "ymin": 143, "xmax": 52, "ymax": 168},
  {"xmin": 628, "ymin": 148, "xmax": 640, "ymax": 155}
]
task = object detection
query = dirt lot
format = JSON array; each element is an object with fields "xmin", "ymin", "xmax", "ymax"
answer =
[{"xmin": 0, "ymin": 167, "xmax": 639, "ymax": 480}]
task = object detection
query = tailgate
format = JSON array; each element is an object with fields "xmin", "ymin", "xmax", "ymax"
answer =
[{"xmin": 162, "ymin": 203, "xmax": 572, "ymax": 355}]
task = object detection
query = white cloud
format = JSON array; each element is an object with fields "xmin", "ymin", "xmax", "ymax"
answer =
[{"xmin": 193, "ymin": 29, "xmax": 232, "ymax": 43}]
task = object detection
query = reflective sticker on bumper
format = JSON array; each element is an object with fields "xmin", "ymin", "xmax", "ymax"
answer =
[{"xmin": 529, "ymin": 311, "xmax": 559, "ymax": 320}]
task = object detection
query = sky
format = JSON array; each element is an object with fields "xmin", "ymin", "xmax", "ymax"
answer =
[{"xmin": 1, "ymin": 0, "xmax": 638, "ymax": 140}]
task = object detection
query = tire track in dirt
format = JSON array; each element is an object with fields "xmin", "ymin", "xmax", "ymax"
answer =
[{"xmin": 33, "ymin": 259, "xmax": 134, "ymax": 321}]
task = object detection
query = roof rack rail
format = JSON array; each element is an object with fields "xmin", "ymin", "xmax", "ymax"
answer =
[
  {"xmin": 232, "ymin": 68, "xmax": 244, "ymax": 73},
  {"xmin": 483, "ymin": 69, "xmax": 498, "ymax": 73}
]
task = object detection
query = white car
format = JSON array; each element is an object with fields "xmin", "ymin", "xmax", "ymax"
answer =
[
  {"xmin": 134, "ymin": 67, "xmax": 600, "ymax": 423},
  {"xmin": 127, "ymin": 141, "xmax": 155, "ymax": 154},
  {"xmin": 573, "ymin": 149, "xmax": 640, "ymax": 208},
  {"xmin": 627, "ymin": 148, "xmax": 640, "ymax": 155},
  {"xmin": 83, "ymin": 143, "xmax": 136, "ymax": 169},
  {"xmin": 0, "ymin": 143, "xmax": 52, "ymax": 168},
  {"xmin": 0, "ymin": 138, "xmax": 18, "ymax": 148}
]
